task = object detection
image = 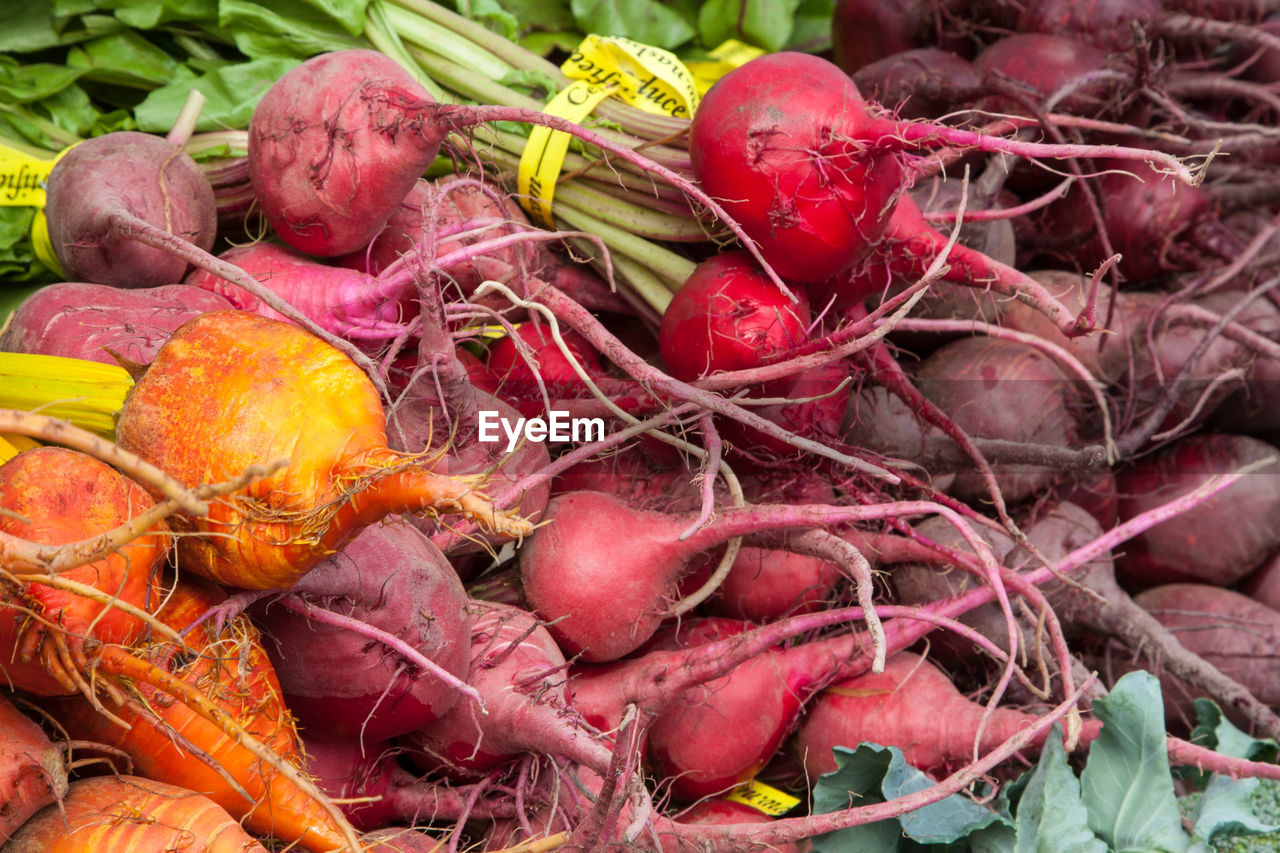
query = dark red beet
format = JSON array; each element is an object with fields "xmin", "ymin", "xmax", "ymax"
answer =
[
  {"xmin": 252, "ymin": 522, "xmax": 470, "ymax": 741},
  {"xmin": 45, "ymin": 131, "xmax": 217, "ymax": 287},
  {"xmin": 1134, "ymin": 584, "xmax": 1280, "ymax": 717},
  {"xmin": 0, "ymin": 282, "xmax": 232, "ymax": 364},
  {"xmin": 853, "ymin": 48, "xmax": 982, "ymax": 119},
  {"xmin": 1042, "ymin": 160, "xmax": 1239, "ymax": 284},
  {"xmin": 1115, "ymin": 434, "xmax": 1280, "ymax": 589},
  {"xmin": 303, "ymin": 731, "xmax": 512, "ymax": 831},
  {"xmin": 1013, "ymin": 0, "xmax": 1163, "ymax": 50},
  {"xmin": 832, "ymin": 0, "xmax": 972, "ymax": 73},
  {"xmin": 400, "ymin": 600, "xmax": 612, "ymax": 779},
  {"xmin": 972, "ymin": 34, "xmax": 1113, "ymax": 115},
  {"xmin": 914, "ymin": 336, "xmax": 1090, "ymax": 503}
]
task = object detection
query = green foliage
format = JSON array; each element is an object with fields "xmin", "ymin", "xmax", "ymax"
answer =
[
  {"xmin": 810, "ymin": 744, "xmax": 1010, "ymax": 852},
  {"xmin": 134, "ymin": 57, "xmax": 300, "ymax": 132},
  {"xmin": 571, "ymin": 0, "xmax": 695, "ymax": 49},
  {"xmin": 809, "ymin": 673, "xmax": 1280, "ymax": 853},
  {"xmin": 1080, "ymin": 672, "xmax": 1189, "ymax": 852}
]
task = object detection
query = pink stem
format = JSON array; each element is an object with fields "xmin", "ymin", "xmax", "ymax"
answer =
[{"xmin": 886, "ymin": 117, "xmax": 1199, "ymax": 185}]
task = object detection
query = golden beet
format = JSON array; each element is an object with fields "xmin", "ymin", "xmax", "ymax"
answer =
[{"xmin": 116, "ymin": 310, "xmax": 529, "ymax": 589}]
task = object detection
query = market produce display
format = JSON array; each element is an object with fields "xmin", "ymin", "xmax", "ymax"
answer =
[{"xmin": 8, "ymin": 0, "xmax": 1280, "ymax": 851}]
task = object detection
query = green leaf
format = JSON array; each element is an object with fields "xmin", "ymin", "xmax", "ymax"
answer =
[
  {"xmin": 570, "ymin": 0, "xmax": 696, "ymax": 49},
  {"xmin": 0, "ymin": 208, "xmax": 55, "ymax": 284},
  {"xmin": 480, "ymin": 0, "xmax": 576, "ymax": 36},
  {"xmin": 106, "ymin": 0, "xmax": 218, "ymax": 28},
  {"xmin": 65, "ymin": 31, "xmax": 196, "ymax": 89},
  {"xmin": 296, "ymin": 0, "xmax": 370, "ymax": 36},
  {"xmin": 0, "ymin": 60, "xmax": 85, "ymax": 105},
  {"xmin": 784, "ymin": 0, "xmax": 835, "ymax": 52},
  {"xmin": 457, "ymin": 0, "xmax": 523, "ymax": 39},
  {"xmin": 697, "ymin": 0, "xmax": 800, "ymax": 53},
  {"xmin": 134, "ymin": 57, "xmax": 300, "ymax": 133},
  {"xmin": 34, "ymin": 84, "xmax": 101, "ymax": 137},
  {"xmin": 1185, "ymin": 700, "xmax": 1280, "ymax": 846},
  {"xmin": 1014, "ymin": 726, "xmax": 1108, "ymax": 853},
  {"xmin": 1080, "ymin": 671, "xmax": 1190, "ymax": 853},
  {"xmin": 0, "ymin": 3, "xmax": 76, "ymax": 54},
  {"xmin": 218, "ymin": 0, "xmax": 366, "ymax": 58},
  {"xmin": 810, "ymin": 744, "xmax": 1010, "ymax": 852},
  {"xmin": 520, "ymin": 29, "xmax": 586, "ymax": 56},
  {"xmin": 1192, "ymin": 699, "xmax": 1279, "ymax": 765},
  {"xmin": 970, "ymin": 825, "xmax": 1017, "ymax": 853}
]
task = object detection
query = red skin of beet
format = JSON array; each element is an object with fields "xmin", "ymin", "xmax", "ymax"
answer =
[
  {"xmin": 691, "ymin": 54, "xmax": 907, "ymax": 283},
  {"xmin": 481, "ymin": 321, "xmax": 607, "ymax": 418},
  {"xmin": 569, "ymin": 617, "xmax": 866, "ymax": 801},
  {"xmin": 302, "ymin": 731, "xmax": 512, "ymax": 831},
  {"xmin": 831, "ymin": 0, "xmax": 973, "ymax": 73},
  {"xmin": 972, "ymin": 34, "xmax": 1112, "ymax": 115},
  {"xmin": 792, "ymin": 652, "xmax": 1088, "ymax": 777},
  {"xmin": 45, "ymin": 132, "xmax": 217, "ymax": 287},
  {"xmin": 720, "ymin": 358, "xmax": 852, "ymax": 462},
  {"xmin": 684, "ymin": 545, "xmax": 842, "ymax": 623},
  {"xmin": 853, "ymin": 48, "xmax": 982, "ymax": 120},
  {"xmin": 1135, "ymin": 584, "xmax": 1280, "ymax": 717},
  {"xmin": 0, "ymin": 282, "xmax": 232, "ymax": 364},
  {"xmin": 914, "ymin": 335, "xmax": 1087, "ymax": 504},
  {"xmin": 336, "ymin": 176, "xmax": 539, "ymax": 286},
  {"xmin": 1241, "ymin": 551, "xmax": 1280, "ymax": 612},
  {"xmin": 1041, "ymin": 160, "xmax": 1237, "ymax": 284},
  {"xmin": 1014, "ymin": 0, "xmax": 1163, "ymax": 50},
  {"xmin": 659, "ymin": 250, "xmax": 811, "ymax": 385},
  {"xmin": 1115, "ymin": 434, "xmax": 1280, "ymax": 589},
  {"xmin": 521, "ymin": 491, "xmax": 783, "ymax": 663},
  {"xmin": 251, "ymin": 522, "xmax": 470, "ymax": 741},
  {"xmin": 248, "ymin": 51, "xmax": 450, "ymax": 257},
  {"xmin": 0, "ymin": 695, "xmax": 67, "ymax": 843},
  {"xmin": 657, "ymin": 799, "xmax": 802, "ymax": 853},
  {"xmin": 184, "ymin": 241, "xmax": 416, "ymax": 342}
]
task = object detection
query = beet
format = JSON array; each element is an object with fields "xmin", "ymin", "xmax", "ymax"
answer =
[
  {"xmin": 252, "ymin": 522, "xmax": 471, "ymax": 741},
  {"xmin": 45, "ymin": 131, "xmax": 217, "ymax": 287}
]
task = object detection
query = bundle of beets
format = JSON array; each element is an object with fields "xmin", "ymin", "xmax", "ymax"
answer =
[{"xmin": 4, "ymin": 8, "xmax": 1280, "ymax": 846}]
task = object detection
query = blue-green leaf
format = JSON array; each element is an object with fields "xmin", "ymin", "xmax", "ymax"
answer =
[
  {"xmin": 810, "ymin": 744, "xmax": 1010, "ymax": 852},
  {"xmin": 1014, "ymin": 726, "xmax": 1108, "ymax": 853},
  {"xmin": 1080, "ymin": 671, "xmax": 1190, "ymax": 853},
  {"xmin": 1187, "ymin": 700, "xmax": 1280, "ymax": 846}
]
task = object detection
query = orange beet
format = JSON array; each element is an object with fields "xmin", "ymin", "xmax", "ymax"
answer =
[
  {"xmin": 0, "ymin": 446, "xmax": 169, "ymax": 695},
  {"xmin": 4, "ymin": 775, "xmax": 268, "ymax": 853},
  {"xmin": 116, "ymin": 310, "xmax": 531, "ymax": 589}
]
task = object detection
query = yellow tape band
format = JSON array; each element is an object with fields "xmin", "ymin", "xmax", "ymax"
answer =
[
  {"xmin": 517, "ymin": 80, "xmax": 614, "ymax": 229},
  {"xmin": 0, "ymin": 144, "xmax": 57, "ymax": 208},
  {"xmin": 516, "ymin": 35, "xmax": 701, "ymax": 227},
  {"xmin": 0, "ymin": 142, "xmax": 80, "ymax": 277},
  {"xmin": 563, "ymin": 34, "xmax": 700, "ymax": 118},
  {"xmin": 725, "ymin": 778, "xmax": 802, "ymax": 816}
]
